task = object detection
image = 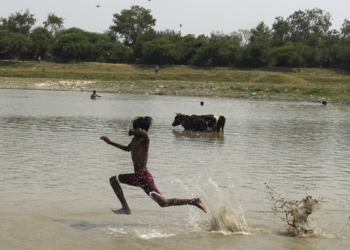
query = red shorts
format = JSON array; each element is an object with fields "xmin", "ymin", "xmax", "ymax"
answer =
[{"xmin": 117, "ymin": 170, "xmax": 162, "ymax": 197}]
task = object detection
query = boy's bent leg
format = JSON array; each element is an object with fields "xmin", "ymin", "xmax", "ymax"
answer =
[
  {"xmin": 150, "ymin": 193, "xmax": 208, "ymax": 213},
  {"xmin": 110, "ymin": 176, "xmax": 131, "ymax": 215}
]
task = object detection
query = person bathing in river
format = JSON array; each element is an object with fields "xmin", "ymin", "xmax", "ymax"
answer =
[
  {"xmin": 100, "ymin": 116, "xmax": 208, "ymax": 214},
  {"xmin": 90, "ymin": 90, "xmax": 101, "ymax": 99}
]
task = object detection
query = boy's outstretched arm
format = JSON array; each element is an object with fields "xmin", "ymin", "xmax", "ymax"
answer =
[{"xmin": 100, "ymin": 136, "xmax": 130, "ymax": 151}]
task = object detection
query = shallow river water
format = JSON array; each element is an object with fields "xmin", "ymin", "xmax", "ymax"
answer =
[{"xmin": 1, "ymin": 89, "xmax": 350, "ymax": 250}]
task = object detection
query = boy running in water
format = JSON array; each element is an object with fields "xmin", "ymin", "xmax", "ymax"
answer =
[{"xmin": 100, "ymin": 116, "xmax": 208, "ymax": 214}]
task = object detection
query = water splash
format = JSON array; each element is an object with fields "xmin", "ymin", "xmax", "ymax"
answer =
[
  {"xmin": 188, "ymin": 177, "xmax": 251, "ymax": 234},
  {"xmin": 283, "ymin": 196, "xmax": 320, "ymax": 235},
  {"xmin": 265, "ymin": 183, "xmax": 323, "ymax": 237}
]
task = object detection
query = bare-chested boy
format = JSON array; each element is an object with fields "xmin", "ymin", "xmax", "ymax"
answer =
[
  {"xmin": 100, "ymin": 116, "xmax": 208, "ymax": 214},
  {"xmin": 90, "ymin": 90, "xmax": 101, "ymax": 99}
]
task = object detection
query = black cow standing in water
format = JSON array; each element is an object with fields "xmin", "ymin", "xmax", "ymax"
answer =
[{"xmin": 172, "ymin": 113, "xmax": 225, "ymax": 132}]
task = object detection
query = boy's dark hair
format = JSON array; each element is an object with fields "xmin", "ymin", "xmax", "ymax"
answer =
[{"xmin": 132, "ymin": 116, "xmax": 153, "ymax": 131}]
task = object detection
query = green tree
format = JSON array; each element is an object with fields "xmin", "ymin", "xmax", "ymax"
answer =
[
  {"xmin": 240, "ymin": 42, "xmax": 269, "ymax": 68},
  {"xmin": 321, "ymin": 41, "xmax": 341, "ymax": 68},
  {"xmin": 287, "ymin": 8, "xmax": 331, "ymax": 44},
  {"xmin": 104, "ymin": 28, "xmax": 119, "ymax": 42},
  {"xmin": 0, "ymin": 9, "xmax": 36, "ymax": 36},
  {"xmin": 272, "ymin": 8, "xmax": 332, "ymax": 46},
  {"xmin": 192, "ymin": 32, "xmax": 238, "ymax": 66},
  {"xmin": 267, "ymin": 42, "xmax": 312, "ymax": 71},
  {"xmin": 0, "ymin": 30, "xmax": 32, "ymax": 60},
  {"xmin": 338, "ymin": 45, "xmax": 350, "ymax": 70},
  {"xmin": 271, "ymin": 16, "xmax": 290, "ymax": 46},
  {"xmin": 43, "ymin": 13, "xmax": 64, "ymax": 37},
  {"xmin": 142, "ymin": 37, "xmax": 183, "ymax": 64},
  {"xmin": 250, "ymin": 22, "xmax": 272, "ymax": 45},
  {"xmin": 87, "ymin": 32, "xmax": 132, "ymax": 62},
  {"xmin": 156, "ymin": 29, "xmax": 182, "ymax": 42},
  {"xmin": 96, "ymin": 41, "xmax": 132, "ymax": 63},
  {"xmin": 270, "ymin": 8, "xmax": 333, "ymax": 70},
  {"xmin": 178, "ymin": 34, "xmax": 208, "ymax": 64},
  {"xmin": 335, "ymin": 20, "xmax": 350, "ymax": 69},
  {"xmin": 85, "ymin": 32, "xmax": 110, "ymax": 45},
  {"xmin": 109, "ymin": 5, "xmax": 156, "ymax": 46},
  {"xmin": 51, "ymin": 29, "xmax": 95, "ymax": 61},
  {"xmin": 315, "ymin": 29, "xmax": 340, "ymax": 67},
  {"xmin": 228, "ymin": 31, "xmax": 244, "ymax": 47},
  {"xmin": 132, "ymin": 29, "xmax": 157, "ymax": 60},
  {"xmin": 340, "ymin": 19, "xmax": 350, "ymax": 39},
  {"xmin": 239, "ymin": 22, "xmax": 273, "ymax": 68},
  {"xmin": 30, "ymin": 27, "xmax": 53, "ymax": 58}
]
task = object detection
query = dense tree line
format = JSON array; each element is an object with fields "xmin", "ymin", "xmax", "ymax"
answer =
[{"xmin": 1, "ymin": 6, "xmax": 350, "ymax": 70}]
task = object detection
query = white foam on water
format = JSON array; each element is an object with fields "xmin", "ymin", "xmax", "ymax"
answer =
[
  {"xmin": 105, "ymin": 226, "xmax": 176, "ymax": 239},
  {"xmin": 106, "ymin": 226, "xmax": 127, "ymax": 236},
  {"xmin": 136, "ymin": 229, "xmax": 176, "ymax": 239}
]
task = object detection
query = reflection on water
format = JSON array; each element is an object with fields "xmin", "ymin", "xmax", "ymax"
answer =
[
  {"xmin": 171, "ymin": 129, "xmax": 225, "ymax": 142},
  {"xmin": 1, "ymin": 89, "xmax": 350, "ymax": 249}
]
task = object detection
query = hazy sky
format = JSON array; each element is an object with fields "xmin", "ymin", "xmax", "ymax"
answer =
[{"xmin": 2, "ymin": 0, "xmax": 349, "ymax": 36}]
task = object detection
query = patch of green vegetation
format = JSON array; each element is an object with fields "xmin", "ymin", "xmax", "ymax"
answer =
[
  {"xmin": 1, "ymin": 61, "xmax": 350, "ymax": 102},
  {"xmin": 255, "ymin": 74, "xmax": 285, "ymax": 84}
]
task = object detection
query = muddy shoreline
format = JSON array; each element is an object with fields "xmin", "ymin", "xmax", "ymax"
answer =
[{"xmin": 1, "ymin": 78, "xmax": 348, "ymax": 104}]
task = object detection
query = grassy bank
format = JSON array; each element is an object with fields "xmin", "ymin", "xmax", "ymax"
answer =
[{"xmin": 1, "ymin": 61, "xmax": 350, "ymax": 103}]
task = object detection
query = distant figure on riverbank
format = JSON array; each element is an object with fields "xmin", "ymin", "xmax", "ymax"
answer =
[
  {"xmin": 321, "ymin": 101, "xmax": 327, "ymax": 105},
  {"xmin": 38, "ymin": 56, "xmax": 41, "ymax": 64},
  {"xmin": 91, "ymin": 90, "xmax": 101, "ymax": 99},
  {"xmin": 155, "ymin": 65, "xmax": 159, "ymax": 74}
]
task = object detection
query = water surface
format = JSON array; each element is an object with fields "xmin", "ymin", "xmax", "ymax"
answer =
[{"xmin": 1, "ymin": 89, "xmax": 350, "ymax": 250}]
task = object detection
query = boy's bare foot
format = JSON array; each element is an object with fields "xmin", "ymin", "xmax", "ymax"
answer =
[
  {"xmin": 195, "ymin": 198, "xmax": 208, "ymax": 213},
  {"xmin": 112, "ymin": 207, "xmax": 131, "ymax": 215}
]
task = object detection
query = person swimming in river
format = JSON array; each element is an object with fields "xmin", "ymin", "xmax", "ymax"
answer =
[
  {"xmin": 90, "ymin": 90, "xmax": 101, "ymax": 99},
  {"xmin": 100, "ymin": 116, "xmax": 208, "ymax": 215}
]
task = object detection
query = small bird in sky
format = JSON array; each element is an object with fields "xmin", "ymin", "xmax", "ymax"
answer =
[{"xmin": 96, "ymin": 5, "xmax": 101, "ymax": 8}]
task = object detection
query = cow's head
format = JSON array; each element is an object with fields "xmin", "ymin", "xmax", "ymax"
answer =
[{"xmin": 172, "ymin": 113, "xmax": 183, "ymax": 127}]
